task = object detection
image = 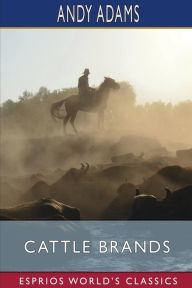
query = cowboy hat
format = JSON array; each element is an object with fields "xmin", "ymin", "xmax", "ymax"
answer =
[{"xmin": 83, "ymin": 68, "xmax": 90, "ymax": 75}]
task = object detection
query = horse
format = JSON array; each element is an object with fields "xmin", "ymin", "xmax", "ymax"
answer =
[{"xmin": 50, "ymin": 77, "xmax": 120, "ymax": 133}]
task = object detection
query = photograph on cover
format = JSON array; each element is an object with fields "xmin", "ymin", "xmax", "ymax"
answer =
[{"xmin": 0, "ymin": 29, "xmax": 192, "ymax": 220}]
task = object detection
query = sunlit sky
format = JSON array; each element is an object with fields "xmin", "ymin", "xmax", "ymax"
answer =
[{"xmin": 1, "ymin": 29, "xmax": 192, "ymax": 104}]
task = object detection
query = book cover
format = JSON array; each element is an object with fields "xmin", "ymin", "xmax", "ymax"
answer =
[{"xmin": 0, "ymin": 0, "xmax": 192, "ymax": 287}]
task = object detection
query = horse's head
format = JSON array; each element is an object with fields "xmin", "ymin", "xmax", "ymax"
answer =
[{"xmin": 104, "ymin": 77, "xmax": 120, "ymax": 91}]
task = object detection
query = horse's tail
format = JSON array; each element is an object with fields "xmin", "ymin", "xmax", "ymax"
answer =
[{"xmin": 50, "ymin": 99, "xmax": 66, "ymax": 120}]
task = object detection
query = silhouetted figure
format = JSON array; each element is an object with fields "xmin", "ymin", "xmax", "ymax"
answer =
[
  {"xmin": 78, "ymin": 68, "xmax": 90, "ymax": 105},
  {"xmin": 51, "ymin": 77, "xmax": 120, "ymax": 133}
]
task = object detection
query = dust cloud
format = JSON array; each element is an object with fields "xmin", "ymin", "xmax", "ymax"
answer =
[{"xmin": 0, "ymin": 82, "xmax": 192, "ymax": 219}]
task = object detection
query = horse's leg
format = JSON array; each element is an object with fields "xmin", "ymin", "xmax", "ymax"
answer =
[
  {"xmin": 70, "ymin": 111, "xmax": 78, "ymax": 133},
  {"xmin": 63, "ymin": 114, "xmax": 70, "ymax": 134}
]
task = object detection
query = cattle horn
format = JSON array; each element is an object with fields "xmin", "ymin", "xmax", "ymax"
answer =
[
  {"xmin": 80, "ymin": 163, "xmax": 89, "ymax": 175},
  {"xmin": 80, "ymin": 163, "xmax": 85, "ymax": 170},
  {"xmin": 136, "ymin": 189, "xmax": 140, "ymax": 196},
  {"xmin": 165, "ymin": 187, "xmax": 172, "ymax": 198},
  {"xmin": 85, "ymin": 162, "xmax": 90, "ymax": 172}
]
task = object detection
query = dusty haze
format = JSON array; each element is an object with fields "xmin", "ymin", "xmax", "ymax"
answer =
[{"xmin": 0, "ymin": 82, "xmax": 192, "ymax": 219}]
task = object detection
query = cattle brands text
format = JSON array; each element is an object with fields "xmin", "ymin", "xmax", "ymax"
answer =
[{"xmin": 24, "ymin": 240, "xmax": 170, "ymax": 254}]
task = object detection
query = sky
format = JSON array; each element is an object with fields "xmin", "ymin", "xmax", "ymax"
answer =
[{"xmin": 1, "ymin": 29, "xmax": 192, "ymax": 104}]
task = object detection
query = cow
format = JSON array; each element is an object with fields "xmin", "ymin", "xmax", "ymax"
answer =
[
  {"xmin": 102, "ymin": 183, "xmax": 136, "ymax": 219},
  {"xmin": 0, "ymin": 198, "xmax": 80, "ymax": 220},
  {"xmin": 59, "ymin": 163, "xmax": 90, "ymax": 183},
  {"xmin": 51, "ymin": 163, "xmax": 90, "ymax": 191},
  {"xmin": 131, "ymin": 192, "xmax": 162, "ymax": 220},
  {"xmin": 164, "ymin": 185, "xmax": 192, "ymax": 219},
  {"xmin": 140, "ymin": 166, "xmax": 192, "ymax": 199},
  {"xmin": 22, "ymin": 163, "xmax": 90, "ymax": 202},
  {"xmin": 22, "ymin": 180, "xmax": 51, "ymax": 201},
  {"xmin": 131, "ymin": 185, "xmax": 192, "ymax": 220}
]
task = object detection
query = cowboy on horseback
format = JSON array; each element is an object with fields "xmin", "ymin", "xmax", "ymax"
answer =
[
  {"xmin": 51, "ymin": 76, "xmax": 120, "ymax": 133},
  {"xmin": 78, "ymin": 68, "xmax": 94, "ymax": 106}
]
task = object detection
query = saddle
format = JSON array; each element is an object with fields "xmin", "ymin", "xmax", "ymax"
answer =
[{"xmin": 79, "ymin": 88, "xmax": 97, "ymax": 108}]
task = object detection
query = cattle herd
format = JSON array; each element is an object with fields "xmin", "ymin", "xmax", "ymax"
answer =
[{"xmin": 1, "ymin": 154, "xmax": 192, "ymax": 220}]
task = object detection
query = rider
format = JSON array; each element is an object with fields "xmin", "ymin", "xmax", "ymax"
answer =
[{"xmin": 78, "ymin": 68, "xmax": 92, "ymax": 105}]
